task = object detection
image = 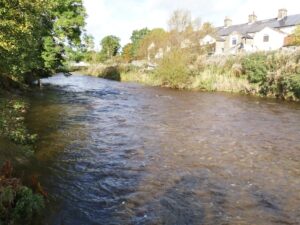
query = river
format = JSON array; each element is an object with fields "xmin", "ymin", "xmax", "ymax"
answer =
[{"xmin": 22, "ymin": 74, "xmax": 300, "ymax": 224}]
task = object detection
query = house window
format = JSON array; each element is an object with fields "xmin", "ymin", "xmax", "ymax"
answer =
[
  {"xmin": 263, "ymin": 35, "xmax": 269, "ymax": 42},
  {"xmin": 232, "ymin": 38, "xmax": 237, "ymax": 45}
]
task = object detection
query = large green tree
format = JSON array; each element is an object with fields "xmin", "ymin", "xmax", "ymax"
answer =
[
  {"xmin": 0, "ymin": 0, "xmax": 86, "ymax": 84},
  {"xmin": 130, "ymin": 28, "xmax": 150, "ymax": 59},
  {"xmin": 137, "ymin": 28, "xmax": 169, "ymax": 60},
  {"xmin": 122, "ymin": 43, "xmax": 134, "ymax": 62},
  {"xmin": 100, "ymin": 35, "xmax": 121, "ymax": 60}
]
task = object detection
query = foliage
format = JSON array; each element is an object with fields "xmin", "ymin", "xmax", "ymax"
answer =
[
  {"xmin": 42, "ymin": 37, "xmax": 64, "ymax": 71},
  {"xmin": 283, "ymin": 74, "xmax": 300, "ymax": 99},
  {"xmin": 200, "ymin": 22, "xmax": 216, "ymax": 37},
  {"xmin": 11, "ymin": 187, "xmax": 44, "ymax": 224},
  {"xmin": 0, "ymin": 0, "xmax": 86, "ymax": 85},
  {"xmin": 137, "ymin": 28, "xmax": 169, "ymax": 60},
  {"xmin": 191, "ymin": 70, "xmax": 255, "ymax": 93},
  {"xmin": 239, "ymin": 51, "xmax": 300, "ymax": 100},
  {"xmin": 99, "ymin": 67, "xmax": 121, "ymax": 81},
  {"xmin": 168, "ymin": 9, "xmax": 192, "ymax": 32},
  {"xmin": 0, "ymin": 161, "xmax": 45, "ymax": 225},
  {"xmin": 294, "ymin": 26, "xmax": 300, "ymax": 45},
  {"xmin": 0, "ymin": 98, "xmax": 37, "ymax": 146},
  {"xmin": 100, "ymin": 35, "xmax": 121, "ymax": 60},
  {"xmin": 122, "ymin": 43, "xmax": 134, "ymax": 62},
  {"xmin": 65, "ymin": 33, "xmax": 95, "ymax": 63},
  {"xmin": 130, "ymin": 28, "xmax": 150, "ymax": 59},
  {"xmin": 155, "ymin": 49, "xmax": 191, "ymax": 88},
  {"xmin": 241, "ymin": 53, "xmax": 268, "ymax": 83}
]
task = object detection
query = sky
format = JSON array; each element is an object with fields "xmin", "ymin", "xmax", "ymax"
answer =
[{"xmin": 83, "ymin": 0, "xmax": 300, "ymax": 48}]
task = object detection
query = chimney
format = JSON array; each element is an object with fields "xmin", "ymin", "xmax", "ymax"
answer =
[
  {"xmin": 248, "ymin": 12, "xmax": 257, "ymax": 24},
  {"xmin": 278, "ymin": 8, "xmax": 287, "ymax": 20},
  {"xmin": 224, "ymin": 17, "xmax": 232, "ymax": 27}
]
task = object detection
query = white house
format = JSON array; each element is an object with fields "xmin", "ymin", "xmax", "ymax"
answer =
[
  {"xmin": 253, "ymin": 27, "xmax": 287, "ymax": 51},
  {"xmin": 200, "ymin": 35, "xmax": 216, "ymax": 45},
  {"xmin": 201, "ymin": 9, "xmax": 300, "ymax": 54}
]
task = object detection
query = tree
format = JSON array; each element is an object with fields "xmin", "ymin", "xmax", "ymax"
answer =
[
  {"xmin": 200, "ymin": 22, "xmax": 216, "ymax": 36},
  {"xmin": 122, "ymin": 43, "xmax": 134, "ymax": 62},
  {"xmin": 82, "ymin": 34, "xmax": 95, "ymax": 52},
  {"xmin": 42, "ymin": 37, "xmax": 64, "ymax": 70},
  {"xmin": 168, "ymin": 9, "xmax": 192, "ymax": 33},
  {"xmin": 0, "ymin": 0, "xmax": 50, "ymax": 79},
  {"xmin": 130, "ymin": 28, "xmax": 150, "ymax": 59},
  {"xmin": 167, "ymin": 9, "xmax": 195, "ymax": 48},
  {"xmin": 52, "ymin": 0, "xmax": 86, "ymax": 45},
  {"xmin": 64, "ymin": 34, "xmax": 95, "ymax": 63},
  {"xmin": 0, "ymin": 0, "xmax": 86, "ymax": 83},
  {"xmin": 100, "ymin": 35, "xmax": 121, "ymax": 60},
  {"xmin": 137, "ymin": 28, "xmax": 169, "ymax": 60}
]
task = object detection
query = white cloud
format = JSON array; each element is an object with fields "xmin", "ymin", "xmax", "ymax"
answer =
[{"xmin": 83, "ymin": 0, "xmax": 300, "ymax": 48}]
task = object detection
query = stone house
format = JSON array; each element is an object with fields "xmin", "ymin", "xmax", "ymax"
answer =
[{"xmin": 201, "ymin": 9, "xmax": 300, "ymax": 54}]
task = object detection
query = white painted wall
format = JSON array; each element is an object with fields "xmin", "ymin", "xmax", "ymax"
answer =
[
  {"xmin": 200, "ymin": 35, "xmax": 216, "ymax": 45},
  {"xmin": 253, "ymin": 27, "xmax": 287, "ymax": 51},
  {"xmin": 215, "ymin": 41, "xmax": 225, "ymax": 54}
]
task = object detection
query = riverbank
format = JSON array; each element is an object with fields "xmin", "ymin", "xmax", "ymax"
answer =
[
  {"xmin": 79, "ymin": 50, "xmax": 300, "ymax": 101},
  {"xmin": 0, "ymin": 90, "xmax": 45, "ymax": 224}
]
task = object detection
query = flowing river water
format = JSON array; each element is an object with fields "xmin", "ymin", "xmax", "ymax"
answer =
[{"xmin": 16, "ymin": 74, "xmax": 300, "ymax": 224}]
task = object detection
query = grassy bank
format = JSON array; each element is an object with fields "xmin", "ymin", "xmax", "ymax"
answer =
[{"xmin": 80, "ymin": 49, "xmax": 300, "ymax": 101}]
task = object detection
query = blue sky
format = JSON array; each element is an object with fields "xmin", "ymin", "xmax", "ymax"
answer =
[{"xmin": 83, "ymin": 0, "xmax": 299, "ymax": 48}]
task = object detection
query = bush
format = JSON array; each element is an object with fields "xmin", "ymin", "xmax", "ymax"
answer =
[
  {"xmin": 242, "ymin": 53, "xmax": 268, "ymax": 83},
  {"xmin": 282, "ymin": 74, "xmax": 300, "ymax": 100},
  {"xmin": 0, "ymin": 161, "xmax": 45, "ymax": 225},
  {"xmin": 99, "ymin": 66, "xmax": 121, "ymax": 81},
  {"xmin": 155, "ymin": 49, "xmax": 191, "ymax": 89},
  {"xmin": 11, "ymin": 187, "xmax": 44, "ymax": 225}
]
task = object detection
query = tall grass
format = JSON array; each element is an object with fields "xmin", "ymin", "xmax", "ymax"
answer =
[
  {"xmin": 121, "ymin": 72, "xmax": 161, "ymax": 86},
  {"xmin": 190, "ymin": 70, "xmax": 257, "ymax": 93}
]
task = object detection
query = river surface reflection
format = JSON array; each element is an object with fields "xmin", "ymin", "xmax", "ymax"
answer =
[{"xmin": 25, "ymin": 74, "xmax": 300, "ymax": 225}]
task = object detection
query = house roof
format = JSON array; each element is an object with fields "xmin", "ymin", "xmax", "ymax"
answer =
[
  {"xmin": 217, "ymin": 14, "xmax": 300, "ymax": 36},
  {"xmin": 215, "ymin": 36, "xmax": 225, "ymax": 41},
  {"xmin": 241, "ymin": 33, "xmax": 253, "ymax": 39}
]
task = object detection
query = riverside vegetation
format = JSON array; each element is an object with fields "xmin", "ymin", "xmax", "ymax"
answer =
[
  {"xmin": 80, "ymin": 49, "xmax": 300, "ymax": 101},
  {"xmin": 0, "ymin": 93, "xmax": 46, "ymax": 225},
  {"xmin": 0, "ymin": 0, "xmax": 86, "ymax": 224}
]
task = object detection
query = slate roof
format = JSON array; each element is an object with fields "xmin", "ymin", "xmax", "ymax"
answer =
[{"xmin": 217, "ymin": 14, "xmax": 300, "ymax": 36}]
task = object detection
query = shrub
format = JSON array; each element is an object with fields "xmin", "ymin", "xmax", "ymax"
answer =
[
  {"xmin": 99, "ymin": 66, "xmax": 121, "ymax": 81},
  {"xmin": 242, "ymin": 53, "xmax": 268, "ymax": 83},
  {"xmin": 155, "ymin": 49, "xmax": 191, "ymax": 89},
  {"xmin": 282, "ymin": 74, "xmax": 300, "ymax": 100},
  {"xmin": 0, "ymin": 162, "xmax": 45, "ymax": 225},
  {"xmin": 11, "ymin": 187, "xmax": 45, "ymax": 225}
]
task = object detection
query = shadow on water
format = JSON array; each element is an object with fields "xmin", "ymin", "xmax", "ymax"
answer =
[{"xmin": 11, "ymin": 74, "xmax": 300, "ymax": 225}]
